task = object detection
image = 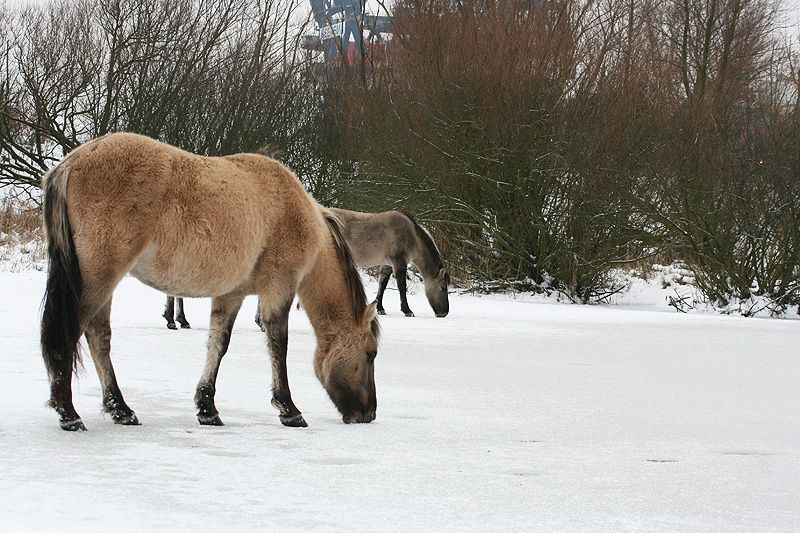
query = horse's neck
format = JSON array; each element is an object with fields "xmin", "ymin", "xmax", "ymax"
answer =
[
  {"xmin": 411, "ymin": 235, "xmax": 440, "ymax": 280},
  {"xmin": 298, "ymin": 244, "xmax": 354, "ymax": 336}
]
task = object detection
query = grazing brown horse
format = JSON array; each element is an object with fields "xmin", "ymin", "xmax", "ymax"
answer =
[
  {"xmin": 40, "ymin": 132, "xmax": 380, "ymax": 431},
  {"xmin": 163, "ymin": 295, "xmax": 190, "ymax": 329},
  {"xmin": 329, "ymin": 208, "xmax": 450, "ymax": 317}
]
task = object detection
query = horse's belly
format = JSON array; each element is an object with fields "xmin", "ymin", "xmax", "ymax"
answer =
[
  {"xmin": 130, "ymin": 241, "xmax": 257, "ymax": 297},
  {"xmin": 351, "ymin": 247, "xmax": 391, "ymax": 269}
]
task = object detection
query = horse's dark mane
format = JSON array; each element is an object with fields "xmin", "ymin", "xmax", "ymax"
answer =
[
  {"xmin": 399, "ymin": 211, "xmax": 444, "ymax": 269},
  {"xmin": 323, "ymin": 210, "xmax": 381, "ymax": 338}
]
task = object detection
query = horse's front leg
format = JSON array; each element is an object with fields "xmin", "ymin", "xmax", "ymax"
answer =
[
  {"xmin": 263, "ymin": 298, "xmax": 307, "ymax": 427},
  {"xmin": 175, "ymin": 297, "xmax": 191, "ymax": 329},
  {"xmin": 394, "ymin": 264, "xmax": 415, "ymax": 317},
  {"xmin": 374, "ymin": 265, "xmax": 392, "ymax": 315},
  {"xmin": 163, "ymin": 295, "xmax": 177, "ymax": 329},
  {"xmin": 195, "ymin": 295, "xmax": 243, "ymax": 426},
  {"xmin": 254, "ymin": 297, "xmax": 266, "ymax": 331}
]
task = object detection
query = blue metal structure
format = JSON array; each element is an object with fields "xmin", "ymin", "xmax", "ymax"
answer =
[{"xmin": 303, "ymin": 0, "xmax": 392, "ymax": 64}]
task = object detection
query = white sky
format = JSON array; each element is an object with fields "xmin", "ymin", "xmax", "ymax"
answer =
[
  {"xmin": 782, "ymin": 0, "xmax": 800, "ymax": 32},
  {"xmin": 4, "ymin": 0, "xmax": 800, "ymax": 23}
]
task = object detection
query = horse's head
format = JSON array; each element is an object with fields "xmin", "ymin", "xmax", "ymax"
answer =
[
  {"xmin": 315, "ymin": 302, "xmax": 380, "ymax": 423},
  {"xmin": 425, "ymin": 267, "xmax": 450, "ymax": 317}
]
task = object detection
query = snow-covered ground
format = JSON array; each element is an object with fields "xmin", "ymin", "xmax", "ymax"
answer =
[{"xmin": 0, "ymin": 270, "xmax": 798, "ymax": 532}]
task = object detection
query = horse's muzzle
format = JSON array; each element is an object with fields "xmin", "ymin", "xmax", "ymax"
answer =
[{"xmin": 344, "ymin": 411, "xmax": 376, "ymax": 424}]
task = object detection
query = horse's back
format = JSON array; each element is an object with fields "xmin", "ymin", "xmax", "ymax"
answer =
[
  {"xmin": 329, "ymin": 208, "xmax": 417, "ymax": 267},
  {"xmin": 61, "ymin": 133, "xmax": 324, "ymax": 297}
]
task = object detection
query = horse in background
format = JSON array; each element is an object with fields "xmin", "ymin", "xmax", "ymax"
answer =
[
  {"xmin": 329, "ymin": 208, "xmax": 450, "ymax": 318},
  {"xmin": 163, "ymin": 295, "xmax": 190, "ymax": 329},
  {"xmin": 40, "ymin": 132, "xmax": 380, "ymax": 431}
]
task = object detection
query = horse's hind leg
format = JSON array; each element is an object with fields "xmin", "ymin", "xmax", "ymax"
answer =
[
  {"xmin": 394, "ymin": 263, "xmax": 415, "ymax": 317},
  {"xmin": 85, "ymin": 298, "xmax": 139, "ymax": 425},
  {"xmin": 47, "ymin": 286, "xmax": 122, "ymax": 431},
  {"xmin": 175, "ymin": 297, "xmax": 190, "ymax": 329},
  {"xmin": 262, "ymin": 297, "xmax": 306, "ymax": 427},
  {"xmin": 48, "ymin": 359, "xmax": 83, "ymax": 431},
  {"xmin": 195, "ymin": 295, "xmax": 243, "ymax": 426},
  {"xmin": 374, "ymin": 265, "xmax": 392, "ymax": 316},
  {"xmin": 163, "ymin": 295, "xmax": 177, "ymax": 329}
]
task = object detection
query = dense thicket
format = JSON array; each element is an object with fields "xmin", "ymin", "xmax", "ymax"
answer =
[
  {"xmin": 1, "ymin": 0, "xmax": 798, "ymax": 313},
  {"xmin": 0, "ymin": 0, "xmax": 340, "ymax": 197},
  {"xmin": 331, "ymin": 0, "xmax": 800, "ymax": 310}
]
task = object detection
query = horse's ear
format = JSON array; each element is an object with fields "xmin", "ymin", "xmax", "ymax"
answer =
[
  {"xmin": 437, "ymin": 267, "xmax": 448, "ymax": 281},
  {"xmin": 364, "ymin": 301, "xmax": 378, "ymax": 322}
]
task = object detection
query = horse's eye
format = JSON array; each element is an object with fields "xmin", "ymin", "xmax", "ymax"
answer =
[{"xmin": 366, "ymin": 350, "xmax": 377, "ymax": 363}]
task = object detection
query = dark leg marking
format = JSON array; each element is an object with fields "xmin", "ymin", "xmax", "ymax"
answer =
[
  {"xmin": 195, "ymin": 383, "xmax": 223, "ymax": 426},
  {"xmin": 264, "ymin": 298, "xmax": 307, "ymax": 427},
  {"xmin": 254, "ymin": 305, "xmax": 265, "ymax": 332},
  {"xmin": 163, "ymin": 295, "xmax": 177, "ymax": 330},
  {"xmin": 50, "ymin": 375, "xmax": 86, "ymax": 431},
  {"xmin": 103, "ymin": 390, "xmax": 140, "ymax": 425},
  {"xmin": 85, "ymin": 299, "xmax": 140, "ymax": 426},
  {"xmin": 175, "ymin": 297, "xmax": 191, "ymax": 329},
  {"xmin": 395, "ymin": 265, "xmax": 415, "ymax": 317},
  {"xmin": 375, "ymin": 265, "xmax": 392, "ymax": 315},
  {"xmin": 194, "ymin": 296, "xmax": 243, "ymax": 426}
]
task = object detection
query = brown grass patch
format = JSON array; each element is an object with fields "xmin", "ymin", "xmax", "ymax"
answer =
[
  {"xmin": 0, "ymin": 197, "xmax": 41, "ymax": 244},
  {"xmin": 0, "ymin": 197, "xmax": 45, "ymax": 271}
]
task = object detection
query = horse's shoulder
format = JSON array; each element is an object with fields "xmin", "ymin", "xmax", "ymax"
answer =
[{"xmin": 384, "ymin": 210, "xmax": 417, "ymax": 231}]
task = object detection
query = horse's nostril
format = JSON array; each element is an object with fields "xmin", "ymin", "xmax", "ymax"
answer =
[{"xmin": 354, "ymin": 412, "xmax": 375, "ymax": 423}]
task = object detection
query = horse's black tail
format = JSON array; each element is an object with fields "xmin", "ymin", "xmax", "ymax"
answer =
[{"xmin": 40, "ymin": 160, "xmax": 83, "ymax": 394}]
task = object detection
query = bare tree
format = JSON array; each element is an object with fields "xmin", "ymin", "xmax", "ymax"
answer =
[{"xmin": 0, "ymin": 0, "xmax": 312, "ymax": 199}]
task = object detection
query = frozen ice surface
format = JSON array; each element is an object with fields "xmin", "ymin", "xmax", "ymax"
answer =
[{"xmin": 0, "ymin": 271, "xmax": 797, "ymax": 531}]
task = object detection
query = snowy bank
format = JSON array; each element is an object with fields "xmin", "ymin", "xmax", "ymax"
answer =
[{"xmin": 0, "ymin": 271, "xmax": 798, "ymax": 531}]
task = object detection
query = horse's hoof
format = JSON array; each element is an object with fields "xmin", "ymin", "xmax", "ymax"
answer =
[
  {"xmin": 403, "ymin": 311, "xmax": 415, "ymax": 317},
  {"xmin": 113, "ymin": 412, "xmax": 141, "ymax": 425},
  {"xmin": 198, "ymin": 414, "xmax": 224, "ymax": 426},
  {"xmin": 166, "ymin": 322, "xmax": 177, "ymax": 330},
  {"xmin": 377, "ymin": 309, "xmax": 387, "ymax": 316},
  {"xmin": 179, "ymin": 322, "xmax": 191, "ymax": 329},
  {"xmin": 60, "ymin": 418, "xmax": 87, "ymax": 431},
  {"xmin": 280, "ymin": 414, "xmax": 308, "ymax": 428}
]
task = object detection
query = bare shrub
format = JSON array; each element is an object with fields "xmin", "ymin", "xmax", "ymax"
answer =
[{"xmin": 0, "ymin": 0, "xmax": 312, "ymax": 196}]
